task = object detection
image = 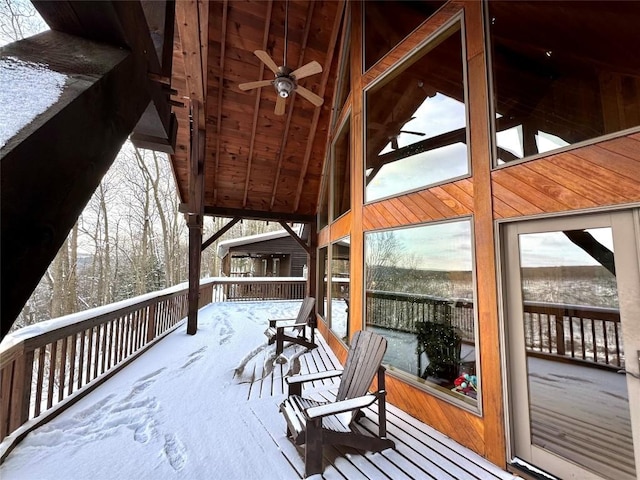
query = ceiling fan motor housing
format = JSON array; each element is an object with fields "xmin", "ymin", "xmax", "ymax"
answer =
[{"xmin": 274, "ymin": 75, "xmax": 295, "ymax": 98}]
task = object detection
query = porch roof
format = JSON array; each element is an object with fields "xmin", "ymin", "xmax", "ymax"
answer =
[{"xmin": 0, "ymin": 300, "xmax": 516, "ymax": 480}]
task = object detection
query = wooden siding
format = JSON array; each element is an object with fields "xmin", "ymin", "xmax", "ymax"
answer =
[
  {"xmin": 318, "ymin": 0, "xmax": 640, "ymax": 471},
  {"xmin": 492, "ymin": 135, "xmax": 640, "ymax": 218},
  {"xmin": 226, "ymin": 236, "xmax": 308, "ymax": 276},
  {"xmin": 362, "ymin": 178, "xmax": 474, "ymax": 231}
]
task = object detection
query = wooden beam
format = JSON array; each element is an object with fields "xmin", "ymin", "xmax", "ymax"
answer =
[
  {"xmin": 293, "ymin": 0, "xmax": 346, "ymax": 212},
  {"xmin": 243, "ymin": 0, "xmax": 273, "ymax": 208},
  {"xmin": 269, "ymin": 0, "xmax": 315, "ymax": 210},
  {"xmin": 176, "ymin": 0, "xmax": 206, "ymax": 126},
  {"xmin": 179, "ymin": 204, "xmax": 314, "ymax": 223},
  {"xmin": 187, "ymin": 103, "xmax": 206, "ymax": 335},
  {"xmin": 1, "ymin": 31, "xmax": 151, "ymax": 338},
  {"xmin": 278, "ymin": 221, "xmax": 310, "ymax": 254},
  {"xmin": 213, "ymin": 0, "xmax": 229, "ymax": 205},
  {"xmin": 33, "ymin": 1, "xmax": 175, "ymax": 153},
  {"xmin": 201, "ymin": 217, "xmax": 241, "ymax": 252}
]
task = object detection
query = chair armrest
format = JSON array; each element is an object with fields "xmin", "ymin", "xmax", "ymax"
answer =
[
  {"xmin": 268, "ymin": 317, "xmax": 296, "ymax": 327},
  {"xmin": 305, "ymin": 394, "xmax": 377, "ymax": 420},
  {"xmin": 285, "ymin": 369, "xmax": 343, "ymax": 386}
]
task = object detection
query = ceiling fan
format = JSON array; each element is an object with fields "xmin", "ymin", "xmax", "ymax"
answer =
[
  {"xmin": 238, "ymin": 1, "xmax": 324, "ymax": 115},
  {"xmin": 370, "ymin": 116, "xmax": 426, "ymax": 150}
]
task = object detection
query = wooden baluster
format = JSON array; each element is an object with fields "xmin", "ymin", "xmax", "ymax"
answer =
[
  {"xmin": 555, "ymin": 316, "xmax": 565, "ymax": 356},
  {"xmin": 603, "ymin": 320, "xmax": 610, "ymax": 365},
  {"xmin": 58, "ymin": 337, "xmax": 68, "ymax": 402},
  {"xmin": 591, "ymin": 319, "xmax": 597, "ymax": 363},
  {"xmin": 34, "ymin": 347, "xmax": 46, "ymax": 417},
  {"xmin": 47, "ymin": 342, "xmax": 56, "ymax": 409},
  {"xmin": 88, "ymin": 326, "xmax": 97, "ymax": 383},
  {"xmin": 68, "ymin": 334, "xmax": 77, "ymax": 396},
  {"xmin": 78, "ymin": 330, "xmax": 86, "ymax": 390}
]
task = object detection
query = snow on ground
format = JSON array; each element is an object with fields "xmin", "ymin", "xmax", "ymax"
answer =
[{"xmin": 0, "ymin": 301, "xmax": 307, "ymax": 480}]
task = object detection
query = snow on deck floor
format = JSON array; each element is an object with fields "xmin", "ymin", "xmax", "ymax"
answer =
[{"xmin": 0, "ymin": 301, "xmax": 517, "ymax": 480}]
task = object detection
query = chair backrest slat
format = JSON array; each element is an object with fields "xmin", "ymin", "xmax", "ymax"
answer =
[
  {"xmin": 296, "ymin": 297, "xmax": 315, "ymax": 324},
  {"xmin": 336, "ymin": 330, "xmax": 387, "ymax": 401}
]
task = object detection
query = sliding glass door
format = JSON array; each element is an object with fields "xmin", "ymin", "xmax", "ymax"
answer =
[{"xmin": 503, "ymin": 210, "xmax": 640, "ymax": 480}]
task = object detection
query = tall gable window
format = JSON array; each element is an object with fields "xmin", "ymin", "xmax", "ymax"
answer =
[
  {"xmin": 363, "ymin": 1, "xmax": 445, "ymax": 71},
  {"xmin": 365, "ymin": 21, "xmax": 468, "ymax": 203},
  {"xmin": 488, "ymin": 1, "xmax": 640, "ymax": 164}
]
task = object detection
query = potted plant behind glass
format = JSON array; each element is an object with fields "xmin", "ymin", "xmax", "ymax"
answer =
[{"xmin": 416, "ymin": 299, "xmax": 462, "ymax": 384}]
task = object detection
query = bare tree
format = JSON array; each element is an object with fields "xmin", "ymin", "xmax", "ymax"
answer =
[{"xmin": 0, "ymin": 0, "xmax": 47, "ymax": 45}]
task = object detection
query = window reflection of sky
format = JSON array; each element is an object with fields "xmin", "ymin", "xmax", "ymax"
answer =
[
  {"xmin": 519, "ymin": 228, "xmax": 613, "ymax": 268},
  {"xmin": 368, "ymin": 221, "xmax": 472, "ymax": 271},
  {"xmin": 367, "ymin": 94, "xmax": 468, "ymax": 202}
]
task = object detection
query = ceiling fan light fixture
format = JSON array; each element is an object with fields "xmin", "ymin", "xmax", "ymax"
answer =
[{"xmin": 274, "ymin": 76, "xmax": 294, "ymax": 98}]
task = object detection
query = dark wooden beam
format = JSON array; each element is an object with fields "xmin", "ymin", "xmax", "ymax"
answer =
[
  {"xmin": 1, "ymin": 31, "xmax": 151, "ymax": 339},
  {"xmin": 33, "ymin": 0, "xmax": 176, "ymax": 155},
  {"xmin": 564, "ymin": 230, "xmax": 616, "ymax": 276},
  {"xmin": 178, "ymin": 204, "xmax": 315, "ymax": 224},
  {"xmin": 201, "ymin": 217, "xmax": 241, "ymax": 252},
  {"xmin": 187, "ymin": 102, "xmax": 205, "ymax": 335},
  {"xmin": 278, "ymin": 221, "xmax": 310, "ymax": 255}
]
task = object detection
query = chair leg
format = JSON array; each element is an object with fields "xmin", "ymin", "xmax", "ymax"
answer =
[
  {"xmin": 276, "ymin": 329, "xmax": 284, "ymax": 356},
  {"xmin": 305, "ymin": 419, "xmax": 323, "ymax": 477}
]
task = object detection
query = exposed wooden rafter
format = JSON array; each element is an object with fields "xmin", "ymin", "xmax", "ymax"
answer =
[
  {"xmin": 243, "ymin": 0, "xmax": 274, "ymax": 208},
  {"xmin": 212, "ymin": 0, "xmax": 228, "ymax": 204},
  {"xmin": 294, "ymin": 0, "xmax": 346, "ymax": 212},
  {"xmin": 176, "ymin": 0, "xmax": 208, "ymax": 125},
  {"xmin": 269, "ymin": 0, "xmax": 315, "ymax": 210}
]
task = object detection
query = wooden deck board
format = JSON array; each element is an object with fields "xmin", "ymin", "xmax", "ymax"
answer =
[{"xmin": 238, "ymin": 333, "xmax": 518, "ymax": 480}]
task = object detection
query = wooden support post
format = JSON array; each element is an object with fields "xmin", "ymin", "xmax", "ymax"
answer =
[
  {"xmin": 308, "ymin": 222, "xmax": 318, "ymax": 299},
  {"xmin": 1, "ymin": 31, "xmax": 151, "ymax": 338},
  {"xmin": 187, "ymin": 214, "xmax": 203, "ymax": 335},
  {"xmin": 8, "ymin": 351, "xmax": 35, "ymax": 433},
  {"xmin": 186, "ymin": 102, "xmax": 205, "ymax": 335}
]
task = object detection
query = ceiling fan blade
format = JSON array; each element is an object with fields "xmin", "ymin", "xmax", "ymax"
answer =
[
  {"xmin": 291, "ymin": 60, "xmax": 322, "ymax": 80},
  {"xmin": 274, "ymin": 95, "xmax": 286, "ymax": 116},
  {"xmin": 238, "ymin": 79, "xmax": 273, "ymax": 91},
  {"xmin": 254, "ymin": 50, "xmax": 279, "ymax": 74},
  {"xmin": 399, "ymin": 130, "xmax": 426, "ymax": 136},
  {"xmin": 295, "ymin": 85, "xmax": 324, "ymax": 107}
]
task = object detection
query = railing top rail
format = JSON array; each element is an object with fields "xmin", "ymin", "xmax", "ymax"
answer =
[
  {"xmin": 212, "ymin": 276, "xmax": 306, "ymax": 284},
  {"xmin": 1, "ymin": 277, "xmax": 306, "ymax": 363},
  {"xmin": 522, "ymin": 301, "xmax": 620, "ymax": 321},
  {"xmin": 1, "ymin": 282, "xmax": 192, "ymax": 356},
  {"xmin": 365, "ymin": 289, "xmax": 469, "ymax": 305}
]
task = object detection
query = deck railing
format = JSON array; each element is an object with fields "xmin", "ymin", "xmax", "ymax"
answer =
[
  {"xmin": 365, "ymin": 290, "xmax": 475, "ymax": 342},
  {"xmin": 365, "ymin": 290, "xmax": 624, "ymax": 368},
  {"xmin": 523, "ymin": 301, "xmax": 623, "ymax": 367},
  {"xmin": 0, "ymin": 277, "xmax": 305, "ymax": 446}
]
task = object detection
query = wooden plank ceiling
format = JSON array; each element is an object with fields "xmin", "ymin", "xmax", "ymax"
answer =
[{"xmin": 171, "ymin": 0, "xmax": 344, "ymax": 223}]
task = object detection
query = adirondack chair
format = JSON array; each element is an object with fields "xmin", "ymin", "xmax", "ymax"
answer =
[
  {"xmin": 279, "ymin": 330, "xmax": 395, "ymax": 477},
  {"xmin": 265, "ymin": 297, "xmax": 316, "ymax": 355}
]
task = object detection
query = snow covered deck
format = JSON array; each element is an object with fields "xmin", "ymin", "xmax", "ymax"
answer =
[{"xmin": 0, "ymin": 301, "xmax": 517, "ymax": 479}]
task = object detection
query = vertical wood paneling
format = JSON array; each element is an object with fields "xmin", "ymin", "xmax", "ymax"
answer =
[
  {"xmin": 464, "ymin": 0, "xmax": 506, "ymax": 465},
  {"xmin": 349, "ymin": 1, "xmax": 364, "ymax": 336}
]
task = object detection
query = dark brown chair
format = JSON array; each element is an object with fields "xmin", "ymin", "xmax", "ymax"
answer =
[
  {"xmin": 279, "ymin": 330, "xmax": 395, "ymax": 477},
  {"xmin": 265, "ymin": 297, "xmax": 316, "ymax": 355}
]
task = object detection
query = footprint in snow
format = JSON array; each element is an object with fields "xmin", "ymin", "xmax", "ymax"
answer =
[
  {"xmin": 163, "ymin": 433, "xmax": 187, "ymax": 471},
  {"xmin": 179, "ymin": 346, "xmax": 208, "ymax": 369}
]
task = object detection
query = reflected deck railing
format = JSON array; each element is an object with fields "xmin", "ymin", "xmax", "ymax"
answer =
[
  {"xmin": 365, "ymin": 290, "xmax": 624, "ymax": 369},
  {"xmin": 0, "ymin": 277, "xmax": 305, "ymax": 445}
]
